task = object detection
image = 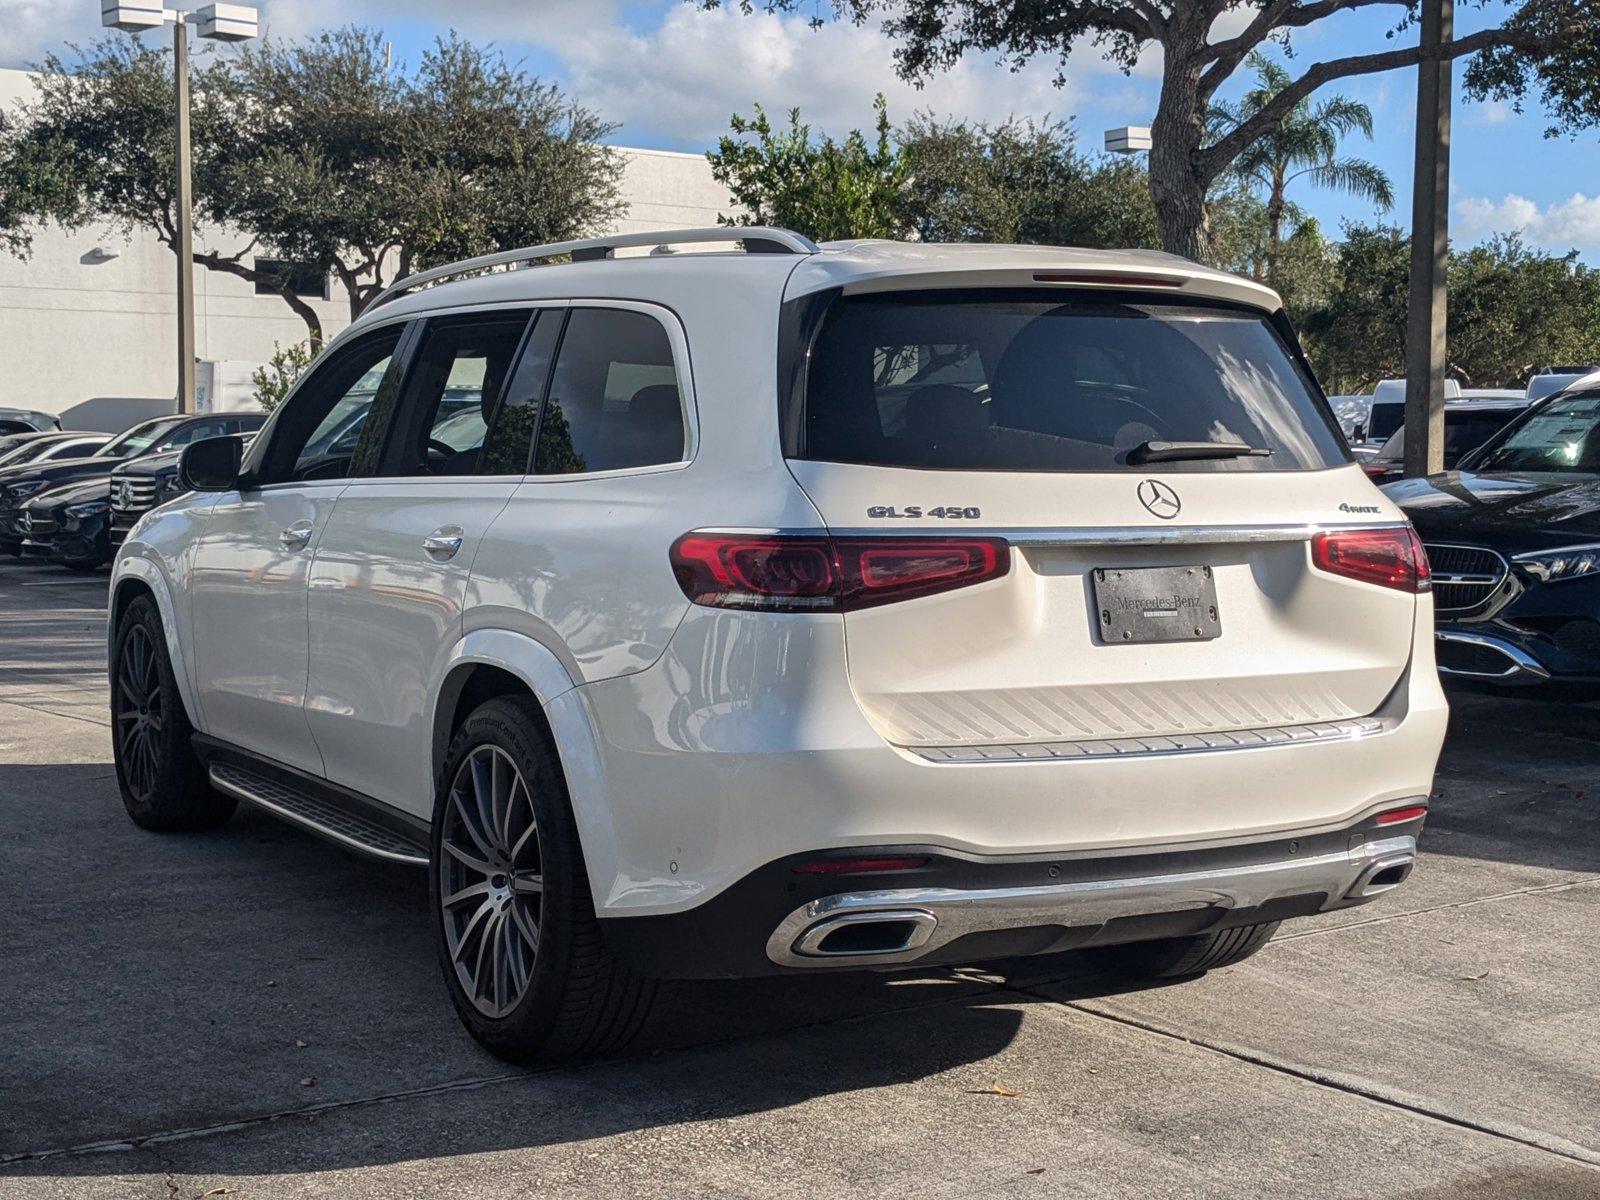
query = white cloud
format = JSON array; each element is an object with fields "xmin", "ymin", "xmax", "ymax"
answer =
[
  {"xmin": 2, "ymin": 0, "xmax": 1161, "ymax": 148},
  {"xmin": 0, "ymin": 0, "xmax": 75, "ymax": 69},
  {"xmin": 541, "ymin": 5, "xmax": 1121, "ymax": 147},
  {"xmin": 1456, "ymin": 193, "xmax": 1600, "ymax": 251}
]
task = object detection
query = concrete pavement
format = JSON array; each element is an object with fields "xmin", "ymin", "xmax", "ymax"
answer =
[{"xmin": 1, "ymin": 559, "xmax": 1596, "ymax": 1198}]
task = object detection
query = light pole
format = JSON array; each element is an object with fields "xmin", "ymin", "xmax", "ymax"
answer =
[
  {"xmin": 101, "ymin": 3, "xmax": 259, "ymax": 414},
  {"xmin": 1403, "ymin": 0, "xmax": 1453, "ymax": 479}
]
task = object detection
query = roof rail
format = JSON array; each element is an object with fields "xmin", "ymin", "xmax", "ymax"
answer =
[{"xmin": 367, "ymin": 226, "xmax": 821, "ymax": 311}]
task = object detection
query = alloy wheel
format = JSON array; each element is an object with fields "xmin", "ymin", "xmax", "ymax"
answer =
[
  {"xmin": 114, "ymin": 625, "xmax": 163, "ymax": 801},
  {"xmin": 439, "ymin": 745, "xmax": 543, "ymax": 1018}
]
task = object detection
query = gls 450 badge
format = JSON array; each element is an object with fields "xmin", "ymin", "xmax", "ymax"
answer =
[{"xmin": 867, "ymin": 505, "xmax": 982, "ymax": 520}]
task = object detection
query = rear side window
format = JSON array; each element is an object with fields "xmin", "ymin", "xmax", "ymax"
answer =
[
  {"xmin": 1367, "ymin": 402, "xmax": 1405, "ymax": 442},
  {"xmin": 534, "ymin": 308, "xmax": 686, "ymax": 475},
  {"xmin": 798, "ymin": 292, "xmax": 1346, "ymax": 472}
]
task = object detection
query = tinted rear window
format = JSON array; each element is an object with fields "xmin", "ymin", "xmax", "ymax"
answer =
[{"xmin": 798, "ymin": 293, "xmax": 1345, "ymax": 472}]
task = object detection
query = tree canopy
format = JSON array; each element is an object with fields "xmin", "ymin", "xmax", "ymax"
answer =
[
  {"xmin": 709, "ymin": 95, "xmax": 911, "ymax": 240},
  {"xmin": 1300, "ymin": 225, "xmax": 1600, "ymax": 392},
  {"xmin": 0, "ymin": 27, "xmax": 625, "ymax": 343},
  {"xmin": 701, "ymin": 1, "xmax": 1598, "ymax": 259}
]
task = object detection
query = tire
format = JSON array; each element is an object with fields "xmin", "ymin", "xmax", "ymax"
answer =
[
  {"xmin": 430, "ymin": 695, "xmax": 658, "ymax": 1064},
  {"xmin": 1084, "ymin": 920, "xmax": 1281, "ymax": 981},
  {"xmin": 111, "ymin": 594, "xmax": 236, "ymax": 832}
]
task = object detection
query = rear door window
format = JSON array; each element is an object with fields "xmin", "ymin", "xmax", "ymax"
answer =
[
  {"xmin": 379, "ymin": 312, "xmax": 532, "ymax": 478},
  {"xmin": 798, "ymin": 292, "xmax": 1346, "ymax": 472},
  {"xmin": 534, "ymin": 308, "xmax": 687, "ymax": 475}
]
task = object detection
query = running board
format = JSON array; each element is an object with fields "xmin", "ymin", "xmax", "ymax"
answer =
[{"xmin": 209, "ymin": 762, "xmax": 429, "ymax": 867}]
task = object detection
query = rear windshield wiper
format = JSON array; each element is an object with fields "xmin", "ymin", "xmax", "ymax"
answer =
[{"xmin": 1127, "ymin": 440, "xmax": 1275, "ymax": 464}]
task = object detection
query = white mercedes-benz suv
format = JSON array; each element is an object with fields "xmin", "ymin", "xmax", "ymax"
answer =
[{"xmin": 109, "ymin": 228, "xmax": 1446, "ymax": 1062}]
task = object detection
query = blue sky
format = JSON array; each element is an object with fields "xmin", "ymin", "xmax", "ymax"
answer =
[{"xmin": 4, "ymin": 0, "xmax": 1597, "ymax": 256}]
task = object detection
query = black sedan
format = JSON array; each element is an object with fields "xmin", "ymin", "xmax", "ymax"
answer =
[
  {"xmin": 0, "ymin": 412, "xmax": 263, "ymax": 555},
  {"xmin": 1387, "ymin": 383, "xmax": 1600, "ymax": 688},
  {"xmin": 18, "ymin": 477, "xmax": 111, "ymax": 571}
]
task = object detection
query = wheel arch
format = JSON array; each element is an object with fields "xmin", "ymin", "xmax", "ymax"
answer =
[
  {"xmin": 430, "ymin": 630, "xmax": 618, "ymax": 906},
  {"xmin": 110, "ymin": 558, "xmax": 201, "ymax": 728}
]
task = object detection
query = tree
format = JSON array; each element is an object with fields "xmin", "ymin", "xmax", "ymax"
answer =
[
  {"xmin": 1446, "ymin": 234, "xmax": 1600, "ymax": 386},
  {"xmin": 708, "ymin": 94, "xmax": 911, "ymax": 240},
  {"xmin": 699, "ymin": 1, "xmax": 1590, "ymax": 260},
  {"xmin": 0, "ymin": 28, "xmax": 626, "ymax": 344},
  {"xmin": 1209, "ymin": 52, "xmax": 1391, "ymax": 277},
  {"xmin": 898, "ymin": 113, "xmax": 1160, "ymax": 248},
  {"xmin": 1299, "ymin": 225, "xmax": 1600, "ymax": 391},
  {"xmin": 213, "ymin": 28, "xmax": 626, "ymax": 321},
  {"xmin": 1298, "ymin": 222, "xmax": 1410, "ymax": 391},
  {"xmin": 1205, "ymin": 182, "xmax": 1336, "ymax": 315},
  {"xmin": 1, "ymin": 39, "xmax": 329, "ymax": 342},
  {"xmin": 250, "ymin": 340, "xmax": 316, "ymax": 411}
]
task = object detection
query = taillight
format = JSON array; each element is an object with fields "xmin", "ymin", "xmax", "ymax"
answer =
[
  {"xmin": 1362, "ymin": 463, "xmax": 1395, "ymax": 482},
  {"xmin": 669, "ymin": 532, "xmax": 1010, "ymax": 612},
  {"xmin": 1310, "ymin": 526, "xmax": 1431, "ymax": 593}
]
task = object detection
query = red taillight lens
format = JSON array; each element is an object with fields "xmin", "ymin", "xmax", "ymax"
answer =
[
  {"xmin": 670, "ymin": 533, "xmax": 1010, "ymax": 612},
  {"xmin": 1375, "ymin": 804, "xmax": 1429, "ymax": 826},
  {"xmin": 1310, "ymin": 527, "xmax": 1431, "ymax": 593},
  {"xmin": 836, "ymin": 537, "xmax": 1008, "ymax": 609},
  {"xmin": 670, "ymin": 534, "xmax": 838, "ymax": 610},
  {"xmin": 1362, "ymin": 463, "xmax": 1394, "ymax": 481},
  {"xmin": 792, "ymin": 856, "xmax": 929, "ymax": 874}
]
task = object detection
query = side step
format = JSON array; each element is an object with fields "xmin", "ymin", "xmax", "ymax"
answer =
[{"xmin": 209, "ymin": 762, "xmax": 429, "ymax": 868}]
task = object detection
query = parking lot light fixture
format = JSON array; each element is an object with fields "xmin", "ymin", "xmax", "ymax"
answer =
[
  {"xmin": 1105, "ymin": 126, "xmax": 1153, "ymax": 154},
  {"xmin": 100, "ymin": 2, "xmax": 260, "ymax": 414}
]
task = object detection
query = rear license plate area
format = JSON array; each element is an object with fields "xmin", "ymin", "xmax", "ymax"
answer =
[{"xmin": 1092, "ymin": 565, "xmax": 1221, "ymax": 644}]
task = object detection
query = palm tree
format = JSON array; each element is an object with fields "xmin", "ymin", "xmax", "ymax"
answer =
[{"xmin": 1209, "ymin": 53, "xmax": 1394, "ymax": 278}]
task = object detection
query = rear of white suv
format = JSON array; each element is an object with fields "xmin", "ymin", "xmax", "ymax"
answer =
[{"xmin": 108, "ymin": 231, "xmax": 1446, "ymax": 1064}]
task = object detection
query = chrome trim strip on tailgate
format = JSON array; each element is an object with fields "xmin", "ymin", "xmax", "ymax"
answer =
[
  {"xmin": 828, "ymin": 522, "xmax": 1409, "ymax": 548},
  {"xmin": 910, "ymin": 716, "xmax": 1394, "ymax": 764},
  {"xmin": 767, "ymin": 833, "xmax": 1418, "ymax": 968}
]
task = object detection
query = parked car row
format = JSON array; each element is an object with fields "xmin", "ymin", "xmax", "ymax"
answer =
[
  {"xmin": 1387, "ymin": 371, "xmax": 1600, "ymax": 691},
  {"xmin": 0, "ymin": 407, "xmax": 61, "ymax": 437},
  {"xmin": 0, "ymin": 412, "xmax": 265, "ymax": 570},
  {"xmin": 1360, "ymin": 393, "xmax": 1530, "ymax": 484}
]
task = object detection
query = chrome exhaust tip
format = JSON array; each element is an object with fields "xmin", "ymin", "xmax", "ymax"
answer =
[
  {"xmin": 792, "ymin": 910, "xmax": 938, "ymax": 959},
  {"xmin": 1347, "ymin": 853, "xmax": 1415, "ymax": 899}
]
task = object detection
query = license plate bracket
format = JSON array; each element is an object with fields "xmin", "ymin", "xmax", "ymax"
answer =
[{"xmin": 1092, "ymin": 565, "xmax": 1221, "ymax": 644}]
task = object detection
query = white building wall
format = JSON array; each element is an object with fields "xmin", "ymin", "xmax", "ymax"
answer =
[{"xmin": 0, "ymin": 68, "xmax": 732, "ymax": 424}]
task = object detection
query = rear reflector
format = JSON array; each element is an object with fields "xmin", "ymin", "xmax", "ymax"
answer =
[
  {"xmin": 1311, "ymin": 526, "xmax": 1431, "ymax": 593},
  {"xmin": 670, "ymin": 532, "xmax": 1010, "ymax": 612},
  {"xmin": 1375, "ymin": 804, "xmax": 1429, "ymax": 826},
  {"xmin": 792, "ymin": 856, "xmax": 930, "ymax": 875}
]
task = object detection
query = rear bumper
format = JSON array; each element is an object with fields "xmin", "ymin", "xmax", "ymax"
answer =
[
  {"xmin": 565, "ymin": 606, "xmax": 1448, "ymax": 923},
  {"xmin": 601, "ymin": 808, "xmax": 1425, "ymax": 978}
]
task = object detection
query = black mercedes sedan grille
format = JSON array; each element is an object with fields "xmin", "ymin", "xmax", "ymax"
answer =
[
  {"xmin": 1423, "ymin": 543, "xmax": 1507, "ymax": 614},
  {"xmin": 110, "ymin": 474, "xmax": 163, "ymax": 515}
]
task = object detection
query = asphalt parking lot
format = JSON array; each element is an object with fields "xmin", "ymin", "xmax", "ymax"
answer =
[{"xmin": 1, "ymin": 559, "xmax": 1597, "ymax": 1199}]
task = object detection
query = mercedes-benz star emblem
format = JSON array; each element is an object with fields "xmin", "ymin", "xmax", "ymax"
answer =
[{"xmin": 1137, "ymin": 479, "xmax": 1182, "ymax": 520}]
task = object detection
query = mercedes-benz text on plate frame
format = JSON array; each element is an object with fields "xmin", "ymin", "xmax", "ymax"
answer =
[{"xmin": 107, "ymin": 229, "xmax": 1447, "ymax": 1064}]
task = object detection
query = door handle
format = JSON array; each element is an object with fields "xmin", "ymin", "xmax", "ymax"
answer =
[
  {"xmin": 423, "ymin": 527, "xmax": 464, "ymax": 560},
  {"xmin": 280, "ymin": 520, "xmax": 314, "ymax": 550}
]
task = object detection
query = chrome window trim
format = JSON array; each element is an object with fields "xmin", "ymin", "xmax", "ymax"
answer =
[{"xmin": 825, "ymin": 521, "xmax": 1409, "ymax": 547}]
